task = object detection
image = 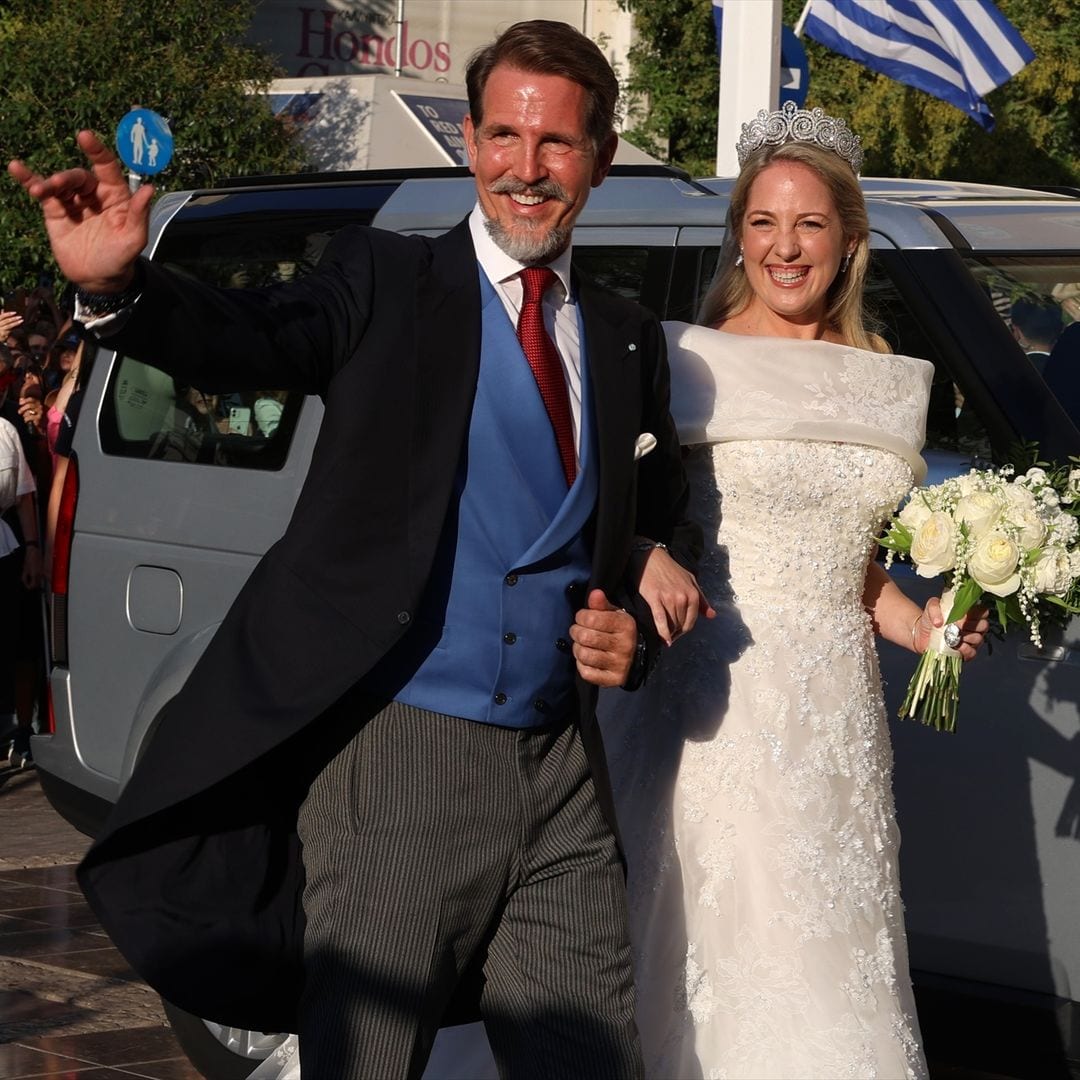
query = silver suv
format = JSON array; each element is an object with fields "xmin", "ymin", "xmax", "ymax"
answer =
[{"xmin": 36, "ymin": 167, "xmax": 1080, "ymax": 1077}]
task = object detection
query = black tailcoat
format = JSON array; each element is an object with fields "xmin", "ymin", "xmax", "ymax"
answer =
[{"xmin": 78, "ymin": 219, "xmax": 700, "ymax": 1031}]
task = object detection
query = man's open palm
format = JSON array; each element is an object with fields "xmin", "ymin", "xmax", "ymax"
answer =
[{"xmin": 8, "ymin": 130, "xmax": 153, "ymax": 293}]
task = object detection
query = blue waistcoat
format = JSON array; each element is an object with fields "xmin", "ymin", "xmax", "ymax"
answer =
[{"xmin": 365, "ymin": 270, "xmax": 599, "ymax": 728}]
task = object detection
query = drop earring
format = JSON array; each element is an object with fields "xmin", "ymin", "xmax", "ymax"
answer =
[
  {"xmin": 735, "ymin": 251, "xmax": 744, "ymax": 268},
  {"xmin": 841, "ymin": 253, "xmax": 851, "ymax": 272}
]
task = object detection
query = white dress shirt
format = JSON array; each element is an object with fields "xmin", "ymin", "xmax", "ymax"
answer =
[{"xmin": 468, "ymin": 205, "xmax": 583, "ymax": 462}]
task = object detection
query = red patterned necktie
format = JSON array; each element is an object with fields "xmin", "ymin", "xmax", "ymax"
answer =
[{"xmin": 516, "ymin": 267, "xmax": 577, "ymax": 487}]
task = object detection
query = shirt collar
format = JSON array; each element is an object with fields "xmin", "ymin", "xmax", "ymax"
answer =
[{"xmin": 469, "ymin": 204, "xmax": 574, "ymax": 300}]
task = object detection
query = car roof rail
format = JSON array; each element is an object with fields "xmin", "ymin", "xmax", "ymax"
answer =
[
  {"xmin": 1025, "ymin": 184, "xmax": 1080, "ymax": 199},
  {"xmin": 206, "ymin": 162, "xmax": 695, "ymax": 194}
]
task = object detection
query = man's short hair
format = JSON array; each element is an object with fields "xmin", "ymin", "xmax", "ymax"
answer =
[
  {"xmin": 1011, "ymin": 298, "xmax": 1064, "ymax": 348},
  {"xmin": 465, "ymin": 20, "xmax": 618, "ymax": 151}
]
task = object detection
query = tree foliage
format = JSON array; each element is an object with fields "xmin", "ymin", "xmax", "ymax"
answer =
[
  {"xmin": 620, "ymin": 0, "xmax": 1080, "ymax": 188},
  {"xmin": 618, "ymin": 0, "xmax": 720, "ymax": 177},
  {"xmin": 0, "ymin": 0, "xmax": 306, "ymax": 291}
]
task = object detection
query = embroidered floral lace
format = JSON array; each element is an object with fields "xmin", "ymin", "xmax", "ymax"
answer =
[{"xmin": 597, "ymin": 325, "xmax": 933, "ymax": 1079}]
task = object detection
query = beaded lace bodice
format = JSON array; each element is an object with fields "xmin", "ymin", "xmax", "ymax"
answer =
[
  {"xmin": 597, "ymin": 325, "xmax": 932, "ymax": 1080},
  {"xmin": 704, "ymin": 440, "xmax": 913, "ymax": 612}
]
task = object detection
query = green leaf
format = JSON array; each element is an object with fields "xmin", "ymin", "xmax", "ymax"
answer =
[
  {"xmin": 946, "ymin": 576, "xmax": 985, "ymax": 622},
  {"xmin": 878, "ymin": 521, "xmax": 913, "ymax": 553}
]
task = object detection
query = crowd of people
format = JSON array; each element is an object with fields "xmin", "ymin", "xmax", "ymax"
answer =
[{"xmin": 0, "ymin": 282, "xmax": 86, "ymax": 770}]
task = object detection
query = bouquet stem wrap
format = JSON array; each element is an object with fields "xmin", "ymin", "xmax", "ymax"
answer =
[{"xmin": 899, "ymin": 589, "xmax": 964, "ymax": 732}]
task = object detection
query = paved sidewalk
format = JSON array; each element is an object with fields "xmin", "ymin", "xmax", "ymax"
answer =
[{"xmin": 0, "ymin": 766, "xmax": 199, "ymax": 1078}]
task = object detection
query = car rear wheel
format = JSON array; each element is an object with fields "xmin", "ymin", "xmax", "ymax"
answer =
[{"xmin": 162, "ymin": 999, "xmax": 290, "ymax": 1080}]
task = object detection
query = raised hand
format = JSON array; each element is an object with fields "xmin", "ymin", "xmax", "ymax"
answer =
[
  {"xmin": 8, "ymin": 130, "xmax": 154, "ymax": 293},
  {"xmin": 0, "ymin": 311, "xmax": 23, "ymax": 339}
]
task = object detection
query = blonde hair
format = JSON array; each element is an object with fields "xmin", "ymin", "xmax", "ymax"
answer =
[{"xmin": 699, "ymin": 141, "xmax": 882, "ymax": 353}]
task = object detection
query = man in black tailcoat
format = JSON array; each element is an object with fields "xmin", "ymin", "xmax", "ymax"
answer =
[{"xmin": 11, "ymin": 20, "xmax": 704, "ymax": 1079}]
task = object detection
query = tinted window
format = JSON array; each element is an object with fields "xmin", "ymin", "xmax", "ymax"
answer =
[
  {"xmin": 862, "ymin": 258, "xmax": 989, "ymax": 463},
  {"xmin": 571, "ymin": 247, "xmax": 674, "ymax": 317},
  {"xmin": 962, "ymin": 254, "xmax": 1080, "ymax": 424},
  {"xmin": 573, "ymin": 248, "xmax": 649, "ymax": 303},
  {"xmin": 99, "ymin": 212, "xmax": 360, "ymax": 469}
]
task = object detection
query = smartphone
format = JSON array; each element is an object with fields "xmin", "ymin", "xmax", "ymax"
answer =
[{"xmin": 228, "ymin": 406, "xmax": 251, "ymax": 435}]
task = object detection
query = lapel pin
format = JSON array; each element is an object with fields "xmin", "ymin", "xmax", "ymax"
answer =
[{"xmin": 628, "ymin": 343, "xmax": 637, "ymax": 352}]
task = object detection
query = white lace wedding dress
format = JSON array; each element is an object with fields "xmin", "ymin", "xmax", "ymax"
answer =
[
  {"xmin": 599, "ymin": 323, "xmax": 934, "ymax": 1079},
  {"xmin": 250, "ymin": 324, "xmax": 934, "ymax": 1080}
]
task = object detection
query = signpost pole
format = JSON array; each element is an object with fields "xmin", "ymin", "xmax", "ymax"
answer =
[
  {"xmin": 394, "ymin": 0, "xmax": 405, "ymax": 77},
  {"xmin": 715, "ymin": 0, "xmax": 782, "ymax": 177}
]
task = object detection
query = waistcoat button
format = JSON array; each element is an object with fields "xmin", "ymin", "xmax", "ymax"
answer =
[
  {"xmin": 503, "ymin": 632, "xmax": 517, "ymax": 645},
  {"xmin": 396, "ymin": 611, "xmax": 411, "ymax": 625},
  {"xmin": 494, "ymin": 692, "xmax": 508, "ymax": 706},
  {"xmin": 505, "ymin": 573, "xmax": 519, "ymax": 587}
]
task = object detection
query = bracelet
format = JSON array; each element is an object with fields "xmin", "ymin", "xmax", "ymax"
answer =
[
  {"xmin": 910, "ymin": 612, "xmax": 924, "ymax": 654},
  {"xmin": 632, "ymin": 540, "xmax": 668, "ymax": 554},
  {"xmin": 75, "ymin": 260, "xmax": 145, "ymax": 317}
]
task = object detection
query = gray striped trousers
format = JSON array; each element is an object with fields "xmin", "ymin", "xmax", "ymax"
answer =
[{"xmin": 297, "ymin": 699, "xmax": 643, "ymax": 1079}]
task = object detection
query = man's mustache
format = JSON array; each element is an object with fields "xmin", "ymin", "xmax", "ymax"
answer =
[{"xmin": 487, "ymin": 177, "xmax": 570, "ymax": 203}]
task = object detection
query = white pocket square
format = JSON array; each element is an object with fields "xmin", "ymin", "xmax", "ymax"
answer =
[{"xmin": 634, "ymin": 433, "xmax": 657, "ymax": 461}]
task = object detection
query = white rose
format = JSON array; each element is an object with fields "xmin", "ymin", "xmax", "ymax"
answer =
[
  {"xmin": 910, "ymin": 512, "xmax": 958, "ymax": 577},
  {"xmin": 898, "ymin": 498, "xmax": 932, "ymax": 532},
  {"xmin": 1022, "ymin": 467, "xmax": 1048, "ymax": 487},
  {"xmin": 1033, "ymin": 546, "xmax": 1074, "ymax": 595},
  {"xmin": 1012, "ymin": 507, "xmax": 1047, "ymax": 550},
  {"xmin": 968, "ymin": 531, "xmax": 1022, "ymax": 597},
  {"xmin": 1003, "ymin": 483, "xmax": 1037, "ymax": 515},
  {"xmin": 955, "ymin": 491, "xmax": 1003, "ymax": 540}
]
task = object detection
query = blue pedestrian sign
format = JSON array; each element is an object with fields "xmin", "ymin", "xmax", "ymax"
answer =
[
  {"xmin": 780, "ymin": 26, "xmax": 810, "ymax": 108},
  {"xmin": 116, "ymin": 109, "xmax": 173, "ymax": 176}
]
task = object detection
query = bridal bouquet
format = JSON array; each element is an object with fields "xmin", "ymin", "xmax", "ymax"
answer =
[{"xmin": 878, "ymin": 459, "xmax": 1080, "ymax": 732}]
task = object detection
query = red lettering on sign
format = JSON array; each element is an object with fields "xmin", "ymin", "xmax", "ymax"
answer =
[
  {"xmin": 297, "ymin": 8, "xmax": 334, "ymax": 60},
  {"xmin": 409, "ymin": 39, "xmax": 433, "ymax": 70},
  {"xmin": 334, "ymin": 30, "xmax": 360, "ymax": 62},
  {"xmin": 291, "ymin": 11, "xmax": 451, "ymax": 77}
]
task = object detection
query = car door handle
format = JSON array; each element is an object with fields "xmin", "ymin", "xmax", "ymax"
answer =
[{"xmin": 1017, "ymin": 641, "xmax": 1080, "ymax": 664}]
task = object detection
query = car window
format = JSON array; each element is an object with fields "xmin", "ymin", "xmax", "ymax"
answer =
[
  {"xmin": 863, "ymin": 259, "xmax": 989, "ymax": 463},
  {"xmin": 962, "ymin": 254, "xmax": 1080, "ymax": 425},
  {"xmin": 571, "ymin": 247, "xmax": 671, "ymax": 316},
  {"xmin": 98, "ymin": 215, "xmax": 346, "ymax": 470}
]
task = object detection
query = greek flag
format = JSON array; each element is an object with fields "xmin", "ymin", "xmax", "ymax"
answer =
[{"xmin": 800, "ymin": 0, "xmax": 1034, "ymax": 131}]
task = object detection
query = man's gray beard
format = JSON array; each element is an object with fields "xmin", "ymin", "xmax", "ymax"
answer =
[{"xmin": 483, "ymin": 215, "xmax": 572, "ymax": 264}]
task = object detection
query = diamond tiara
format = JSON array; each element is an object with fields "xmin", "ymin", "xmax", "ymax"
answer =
[{"xmin": 735, "ymin": 100, "xmax": 863, "ymax": 175}]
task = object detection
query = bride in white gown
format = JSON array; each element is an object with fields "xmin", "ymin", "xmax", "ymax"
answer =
[
  {"xmin": 600, "ymin": 107, "xmax": 987, "ymax": 1080},
  {"xmin": 250, "ymin": 105, "xmax": 989, "ymax": 1080}
]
